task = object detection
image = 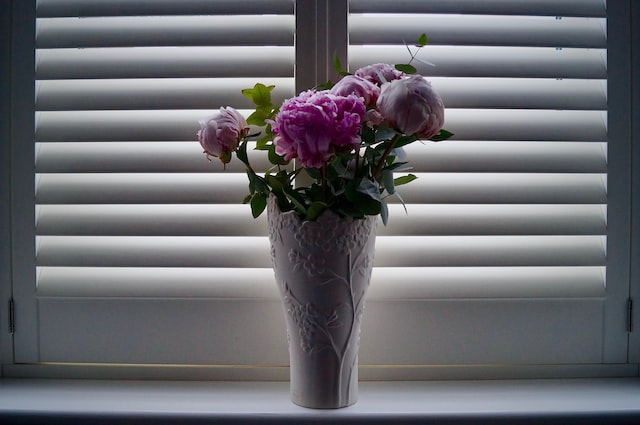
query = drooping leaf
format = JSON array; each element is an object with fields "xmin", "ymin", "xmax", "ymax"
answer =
[
  {"xmin": 380, "ymin": 199, "xmax": 389, "ymax": 225},
  {"xmin": 393, "ymin": 173, "xmax": 417, "ymax": 187},
  {"xmin": 250, "ymin": 192, "xmax": 267, "ymax": 218},
  {"xmin": 236, "ymin": 141, "xmax": 249, "ymax": 166},
  {"xmin": 394, "ymin": 134, "xmax": 419, "ymax": 148},
  {"xmin": 382, "ymin": 169, "xmax": 395, "ymax": 194},
  {"xmin": 395, "ymin": 63, "xmax": 417, "ymax": 74},
  {"xmin": 430, "ymin": 129, "xmax": 454, "ymax": 142}
]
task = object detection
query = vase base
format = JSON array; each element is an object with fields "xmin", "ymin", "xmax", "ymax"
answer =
[{"xmin": 291, "ymin": 395, "xmax": 358, "ymax": 409}]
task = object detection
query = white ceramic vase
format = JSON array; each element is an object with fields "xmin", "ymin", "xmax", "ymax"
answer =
[{"xmin": 267, "ymin": 195, "xmax": 377, "ymax": 408}]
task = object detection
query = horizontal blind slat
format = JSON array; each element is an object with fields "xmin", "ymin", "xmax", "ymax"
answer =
[
  {"xmin": 349, "ymin": 46, "xmax": 607, "ymax": 79},
  {"xmin": 374, "ymin": 236, "xmax": 606, "ymax": 267},
  {"xmin": 393, "ymin": 173, "xmax": 606, "ymax": 204},
  {"xmin": 36, "ymin": 142, "xmax": 277, "ymax": 173},
  {"xmin": 35, "ymin": 266, "xmax": 605, "ymax": 299},
  {"xmin": 36, "ymin": 204, "xmax": 606, "ymax": 236},
  {"xmin": 444, "ymin": 109, "xmax": 606, "ymax": 141},
  {"xmin": 34, "ymin": 109, "xmax": 607, "ymax": 142},
  {"xmin": 350, "ymin": 15, "xmax": 606, "ymax": 48},
  {"xmin": 35, "ymin": 110, "xmax": 260, "ymax": 142},
  {"xmin": 34, "ymin": 141, "xmax": 607, "ymax": 173},
  {"xmin": 402, "ymin": 142, "xmax": 607, "ymax": 173},
  {"xmin": 37, "ymin": 16, "xmax": 294, "ymax": 48},
  {"xmin": 34, "ymin": 173, "xmax": 607, "ymax": 205},
  {"xmin": 36, "ymin": 46, "xmax": 295, "ymax": 80},
  {"xmin": 36, "ymin": 236, "xmax": 272, "ymax": 267},
  {"xmin": 35, "ymin": 78, "xmax": 605, "ymax": 111},
  {"xmin": 368, "ymin": 266, "xmax": 606, "ymax": 299},
  {"xmin": 432, "ymin": 78, "xmax": 607, "ymax": 110},
  {"xmin": 37, "ymin": 0, "xmax": 295, "ymax": 17},
  {"xmin": 36, "ymin": 78, "xmax": 294, "ymax": 111},
  {"xmin": 35, "ymin": 174, "xmax": 252, "ymax": 204},
  {"xmin": 349, "ymin": 0, "xmax": 606, "ymax": 17},
  {"xmin": 35, "ymin": 235, "xmax": 606, "ymax": 268}
]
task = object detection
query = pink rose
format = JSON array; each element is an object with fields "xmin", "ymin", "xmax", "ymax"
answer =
[
  {"xmin": 376, "ymin": 75, "xmax": 445, "ymax": 139},
  {"xmin": 355, "ymin": 63, "xmax": 405, "ymax": 86},
  {"xmin": 330, "ymin": 75, "xmax": 380, "ymax": 107},
  {"xmin": 198, "ymin": 107, "xmax": 249, "ymax": 163},
  {"xmin": 272, "ymin": 90, "xmax": 365, "ymax": 168}
]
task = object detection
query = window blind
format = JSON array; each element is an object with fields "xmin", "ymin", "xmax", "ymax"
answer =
[
  {"xmin": 10, "ymin": 0, "xmax": 633, "ymax": 375},
  {"xmin": 346, "ymin": 0, "xmax": 622, "ymax": 368},
  {"xmin": 349, "ymin": 0, "xmax": 607, "ymax": 300},
  {"xmin": 35, "ymin": 0, "xmax": 295, "ymax": 300}
]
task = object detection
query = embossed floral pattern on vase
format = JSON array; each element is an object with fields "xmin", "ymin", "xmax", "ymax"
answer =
[{"xmin": 267, "ymin": 195, "xmax": 376, "ymax": 409}]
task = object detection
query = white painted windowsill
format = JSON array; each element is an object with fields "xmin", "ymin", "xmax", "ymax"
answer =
[{"xmin": 1, "ymin": 378, "xmax": 640, "ymax": 424}]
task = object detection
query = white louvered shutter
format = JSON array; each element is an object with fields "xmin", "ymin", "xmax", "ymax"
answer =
[
  {"xmin": 9, "ymin": 0, "xmax": 634, "ymax": 377},
  {"xmin": 349, "ymin": 0, "xmax": 630, "ymax": 369},
  {"xmin": 15, "ymin": 0, "xmax": 296, "ymax": 366}
]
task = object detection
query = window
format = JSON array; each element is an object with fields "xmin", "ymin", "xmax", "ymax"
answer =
[{"xmin": 2, "ymin": 0, "xmax": 638, "ymax": 379}]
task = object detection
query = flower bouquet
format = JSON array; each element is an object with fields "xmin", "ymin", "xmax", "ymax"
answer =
[
  {"xmin": 198, "ymin": 34, "xmax": 452, "ymax": 225},
  {"xmin": 197, "ymin": 35, "xmax": 451, "ymax": 408}
]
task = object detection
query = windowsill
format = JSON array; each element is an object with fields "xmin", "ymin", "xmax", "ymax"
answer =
[{"xmin": 1, "ymin": 378, "xmax": 639, "ymax": 424}]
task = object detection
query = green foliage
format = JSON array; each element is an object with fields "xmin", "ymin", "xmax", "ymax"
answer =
[
  {"xmin": 417, "ymin": 33, "xmax": 428, "ymax": 47},
  {"xmin": 395, "ymin": 63, "xmax": 417, "ymax": 74},
  {"xmin": 216, "ymin": 34, "xmax": 453, "ymax": 224}
]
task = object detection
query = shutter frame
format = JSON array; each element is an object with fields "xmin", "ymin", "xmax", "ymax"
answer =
[{"xmin": 6, "ymin": 0, "xmax": 635, "ymax": 373}]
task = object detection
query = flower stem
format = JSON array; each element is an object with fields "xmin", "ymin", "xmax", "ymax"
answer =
[
  {"xmin": 373, "ymin": 134, "xmax": 401, "ymax": 181},
  {"xmin": 322, "ymin": 164, "xmax": 328, "ymax": 199}
]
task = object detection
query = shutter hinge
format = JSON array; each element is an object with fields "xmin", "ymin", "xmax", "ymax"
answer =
[
  {"xmin": 8, "ymin": 298, "xmax": 15, "ymax": 334},
  {"xmin": 628, "ymin": 298, "xmax": 634, "ymax": 333}
]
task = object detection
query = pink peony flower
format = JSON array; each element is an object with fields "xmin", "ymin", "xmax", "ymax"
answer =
[
  {"xmin": 330, "ymin": 75, "xmax": 380, "ymax": 107},
  {"xmin": 198, "ymin": 107, "xmax": 249, "ymax": 163},
  {"xmin": 355, "ymin": 63, "xmax": 405, "ymax": 86},
  {"xmin": 376, "ymin": 75, "xmax": 445, "ymax": 139},
  {"xmin": 272, "ymin": 90, "xmax": 366, "ymax": 168}
]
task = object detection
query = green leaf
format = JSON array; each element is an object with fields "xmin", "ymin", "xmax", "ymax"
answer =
[
  {"xmin": 395, "ymin": 63, "xmax": 417, "ymax": 74},
  {"xmin": 236, "ymin": 141, "xmax": 249, "ymax": 165},
  {"xmin": 250, "ymin": 192, "xmax": 267, "ymax": 218},
  {"xmin": 266, "ymin": 174, "xmax": 283, "ymax": 191},
  {"xmin": 356, "ymin": 178, "xmax": 381, "ymax": 201},
  {"xmin": 303, "ymin": 167, "xmax": 322, "ymax": 180},
  {"xmin": 394, "ymin": 134, "xmax": 419, "ymax": 148},
  {"xmin": 430, "ymin": 129, "xmax": 454, "ymax": 142},
  {"xmin": 382, "ymin": 169, "xmax": 395, "ymax": 194},
  {"xmin": 333, "ymin": 53, "xmax": 343, "ymax": 74},
  {"xmin": 242, "ymin": 83, "xmax": 275, "ymax": 107},
  {"xmin": 255, "ymin": 132, "xmax": 273, "ymax": 150},
  {"xmin": 374, "ymin": 125, "xmax": 398, "ymax": 143},
  {"xmin": 283, "ymin": 186, "xmax": 307, "ymax": 214},
  {"xmin": 246, "ymin": 105, "xmax": 274, "ymax": 126},
  {"xmin": 268, "ymin": 145, "xmax": 288, "ymax": 165},
  {"xmin": 358, "ymin": 197, "xmax": 382, "ymax": 215},
  {"xmin": 417, "ymin": 33, "xmax": 428, "ymax": 47},
  {"xmin": 306, "ymin": 201, "xmax": 327, "ymax": 221},
  {"xmin": 393, "ymin": 173, "xmax": 417, "ymax": 187},
  {"xmin": 380, "ymin": 199, "xmax": 389, "ymax": 225},
  {"xmin": 333, "ymin": 52, "xmax": 351, "ymax": 76}
]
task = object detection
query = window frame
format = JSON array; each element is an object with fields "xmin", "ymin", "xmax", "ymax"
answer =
[{"xmin": 1, "ymin": 0, "xmax": 638, "ymax": 379}]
